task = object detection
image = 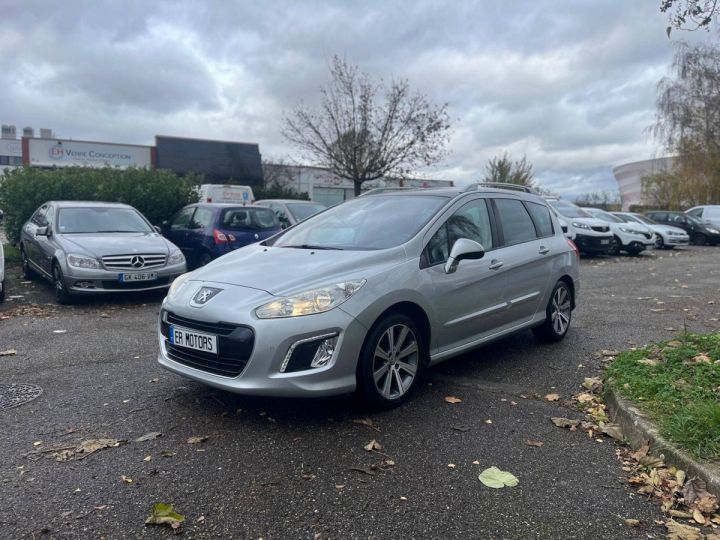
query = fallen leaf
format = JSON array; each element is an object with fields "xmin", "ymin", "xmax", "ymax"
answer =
[
  {"xmin": 638, "ymin": 358, "xmax": 658, "ymax": 366},
  {"xmin": 196, "ymin": 515, "xmax": 205, "ymax": 524},
  {"xmin": 665, "ymin": 519, "xmax": 703, "ymax": 540},
  {"xmin": 544, "ymin": 393, "xmax": 560, "ymax": 402},
  {"xmin": 447, "ymin": 463, "xmax": 456, "ymax": 469},
  {"xmin": 692, "ymin": 508, "xmax": 706, "ymax": 524},
  {"xmin": 143, "ymin": 455, "xmax": 152, "ymax": 462},
  {"xmin": 691, "ymin": 354, "xmax": 712, "ymax": 364},
  {"xmin": 484, "ymin": 419, "xmax": 493, "ymax": 424},
  {"xmin": 187, "ymin": 436, "xmax": 208, "ymax": 444},
  {"xmin": 526, "ymin": 439, "xmax": 544, "ymax": 447},
  {"xmin": 624, "ymin": 519, "xmax": 640, "ymax": 527},
  {"xmin": 576, "ymin": 392, "xmax": 595, "ymax": 403},
  {"xmin": 0, "ymin": 349, "xmax": 17, "ymax": 356},
  {"xmin": 631, "ymin": 444, "xmax": 650, "ymax": 461},
  {"xmin": 600, "ymin": 424, "xmax": 624, "ymax": 441},
  {"xmin": 302, "ymin": 473, "xmax": 316, "ymax": 481},
  {"xmin": 582, "ymin": 377, "xmax": 603, "ymax": 392},
  {"xmin": 145, "ymin": 502, "xmax": 184, "ymax": 531},
  {"xmin": 695, "ymin": 495, "xmax": 719, "ymax": 514},
  {"xmin": 363, "ymin": 439, "xmax": 382, "ymax": 452},
  {"xmin": 601, "ymin": 349, "xmax": 620, "ymax": 356},
  {"xmin": 551, "ymin": 417, "xmax": 580, "ymax": 428},
  {"xmin": 683, "ymin": 478, "xmax": 712, "ymax": 506},
  {"xmin": 399, "ymin": 496, "xmax": 407, "ymax": 501},
  {"xmin": 444, "ymin": 396, "xmax": 462, "ymax": 404},
  {"xmin": 472, "ymin": 460, "xmax": 480, "ymax": 465},
  {"xmin": 478, "ymin": 466, "xmax": 519, "ymax": 488},
  {"xmin": 99, "ymin": 313, "xmax": 111, "ymax": 318},
  {"xmin": 121, "ymin": 475, "xmax": 133, "ymax": 484},
  {"xmin": 32, "ymin": 441, "xmax": 42, "ymax": 447},
  {"xmin": 382, "ymin": 459, "xmax": 395, "ymax": 467},
  {"xmin": 335, "ymin": 485, "xmax": 345, "ymax": 489},
  {"xmin": 160, "ymin": 451, "xmax": 175, "ymax": 458},
  {"xmin": 55, "ymin": 438, "xmax": 125, "ymax": 462},
  {"xmin": 134, "ymin": 432, "xmax": 162, "ymax": 442},
  {"xmin": 52, "ymin": 330, "xmax": 67, "ymax": 334},
  {"xmin": 351, "ymin": 418, "xmax": 379, "ymax": 431}
]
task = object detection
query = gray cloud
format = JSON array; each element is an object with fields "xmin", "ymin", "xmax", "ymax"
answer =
[{"xmin": 1, "ymin": 0, "xmax": 715, "ymax": 197}]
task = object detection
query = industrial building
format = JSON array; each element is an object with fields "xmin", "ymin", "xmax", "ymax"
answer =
[{"xmin": 613, "ymin": 157, "xmax": 674, "ymax": 210}]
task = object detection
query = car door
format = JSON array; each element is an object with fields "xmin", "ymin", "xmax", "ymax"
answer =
[
  {"xmin": 421, "ymin": 197, "xmax": 507, "ymax": 354},
  {"xmin": 490, "ymin": 197, "xmax": 553, "ymax": 327},
  {"xmin": 34, "ymin": 204, "xmax": 57, "ymax": 276},
  {"xmin": 164, "ymin": 206, "xmax": 196, "ymax": 259},
  {"xmin": 23, "ymin": 204, "xmax": 49, "ymax": 276},
  {"xmin": 186, "ymin": 207, "xmax": 215, "ymax": 262}
]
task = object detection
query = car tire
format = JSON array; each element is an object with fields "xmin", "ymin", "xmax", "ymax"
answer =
[
  {"xmin": 0, "ymin": 278, "xmax": 5, "ymax": 302},
  {"xmin": 52, "ymin": 263, "xmax": 72, "ymax": 305},
  {"xmin": 626, "ymin": 245, "xmax": 644, "ymax": 256},
  {"xmin": 356, "ymin": 312, "xmax": 424, "ymax": 409},
  {"xmin": 20, "ymin": 246, "xmax": 36, "ymax": 279},
  {"xmin": 691, "ymin": 233, "xmax": 707, "ymax": 246},
  {"xmin": 533, "ymin": 281, "xmax": 573, "ymax": 343},
  {"xmin": 655, "ymin": 235, "xmax": 664, "ymax": 249},
  {"xmin": 608, "ymin": 236, "xmax": 621, "ymax": 256}
]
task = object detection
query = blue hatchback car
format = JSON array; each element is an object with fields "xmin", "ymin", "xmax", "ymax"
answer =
[{"xmin": 162, "ymin": 203, "xmax": 281, "ymax": 267}]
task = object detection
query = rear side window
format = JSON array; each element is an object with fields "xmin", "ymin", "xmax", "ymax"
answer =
[
  {"xmin": 190, "ymin": 207, "xmax": 214, "ymax": 229},
  {"xmin": 221, "ymin": 208, "xmax": 278, "ymax": 230},
  {"xmin": 649, "ymin": 212, "xmax": 667, "ymax": 222},
  {"xmin": 494, "ymin": 198, "xmax": 537, "ymax": 246},
  {"xmin": 525, "ymin": 202, "xmax": 554, "ymax": 238}
]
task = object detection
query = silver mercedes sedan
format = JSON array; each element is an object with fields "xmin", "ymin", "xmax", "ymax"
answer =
[
  {"xmin": 20, "ymin": 201, "xmax": 187, "ymax": 304},
  {"xmin": 158, "ymin": 185, "xmax": 580, "ymax": 407}
]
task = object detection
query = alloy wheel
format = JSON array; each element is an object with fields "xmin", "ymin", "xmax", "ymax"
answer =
[
  {"xmin": 550, "ymin": 286, "xmax": 572, "ymax": 335},
  {"xmin": 372, "ymin": 324, "xmax": 419, "ymax": 400}
]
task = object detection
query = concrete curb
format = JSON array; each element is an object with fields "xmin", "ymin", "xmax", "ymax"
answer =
[{"xmin": 605, "ymin": 386, "xmax": 720, "ymax": 498}]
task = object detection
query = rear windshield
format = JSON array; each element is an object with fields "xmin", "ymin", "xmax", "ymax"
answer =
[
  {"xmin": 57, "ymin": 207, "xmax": 152, "ymax": 234},
  {"xmin": 220, "ymin": 208, "xmax": 278, "ymax": 230}
]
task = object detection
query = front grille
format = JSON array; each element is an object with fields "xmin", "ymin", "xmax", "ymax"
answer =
[
  {"xmin": 102, "ymin": 277, "xmax": 170, "ymax": 290},
  {"xmin": 102, "ymin": 253, "xmax": 167, "ymax": 270},
  {"xmin": 161, "ymin": 311, "xmax": 254, "ymax": 377},
  {"xmin": 591, "ymin": 226, "xmax": 609, "ymax": 233}
]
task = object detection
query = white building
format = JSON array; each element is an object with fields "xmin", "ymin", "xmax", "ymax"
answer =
[
  {"xmin": 264, "ymin": 163, "xmax": 454, "ymax": 206},
  {"xmin": 1, "ymin": 124, "xmax": 56, "ymax": 175},
  {"xmin": 613, "ymin": 157, "xmax": 674, "ymax": 210}
]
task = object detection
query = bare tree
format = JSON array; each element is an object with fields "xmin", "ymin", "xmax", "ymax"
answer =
[
  {"xmin": 483, "ymin": 152, "xmax": 536, "ymax": 188},
  {"xmin": 661, "ymin": 0, "xmax": 719, "ymax": 35},
  {"xmin": 283, "ymin": 56, "xmax": 452, "ymax": 196},
  {"xmin": 573, "ymin": 191, "xmax": 621, "ymax": 211},
  {"xmin": 258, "ymin": 158, "xmax": 309, "ymax": 200},
  {"xmin": 651, "ymin": 41, "xmax": 720, "ymax": 205}
]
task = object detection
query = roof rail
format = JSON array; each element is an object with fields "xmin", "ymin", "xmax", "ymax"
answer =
[
  {"xmin": 359, "ymin": 187, "xmax": 426, "ymax": 197},
  {"xmin": 463, "ymin": 182, "xmax": 538, "ymax": 194}
]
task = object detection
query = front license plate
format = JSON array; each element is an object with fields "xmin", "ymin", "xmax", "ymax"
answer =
[
  {"xmin": 119, "ymin": 272, "xmax": 158, "ymax": 282},
  {"xmin": 168, "ymin": 325, "xmax": 218, "ymax": 355},
  {"xmin": 600, "ymin": 239, "xmax": 610, "ymax": 245}
]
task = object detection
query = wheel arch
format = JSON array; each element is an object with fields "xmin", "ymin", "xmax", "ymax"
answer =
[
  {"xmin": 557, "ymin": 275, "xmax": 576, "ymax": 309},
  {"xmin": 365, "ymin": 301, "xmax": 432, "ymax": 367}
]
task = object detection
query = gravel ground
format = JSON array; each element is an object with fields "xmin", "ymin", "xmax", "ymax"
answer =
[{"xmin": 1, "ymin": 246, "xmax": 719, "ymax": 539}]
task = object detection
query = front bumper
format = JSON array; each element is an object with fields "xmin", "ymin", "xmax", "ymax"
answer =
[
  {"xmin": 574, "ymin": 233, "xmax": 613, "ymax": 253},
  {"xmin": 157, "ymin": 288, "xmax": 369, "ymax": 397},
  {"xmin": 63, "ymin": 262, "xmax": 187, "ymax": 294}
]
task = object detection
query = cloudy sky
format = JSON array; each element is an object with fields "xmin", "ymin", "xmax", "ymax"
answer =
[{"xmin": 1, "ymin": 1, "xmax": 715, "ymax": 197}]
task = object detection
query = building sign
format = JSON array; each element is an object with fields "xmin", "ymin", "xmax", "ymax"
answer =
[{"xmin": 26, "ymin": 138, "xmax": 152, "ymax": 169}]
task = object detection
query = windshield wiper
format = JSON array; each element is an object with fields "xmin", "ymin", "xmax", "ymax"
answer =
[
  {"xmin": 281, "ymin": 244, "xmax": 343, "ymax": 250},
  {"xmin": 95, "ymin": 230, "xmax": 144, "ymax": 233}
]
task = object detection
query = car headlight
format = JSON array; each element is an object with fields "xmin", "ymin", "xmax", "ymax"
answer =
[
  {"xmin": 256, "ymin": 280, "xmax": 366, "ymax": 319},
  {"xmin": 67, "ymin": 253, "xmax": 101, "ymax": 269},
  {"xmin": 571, "ymin": 222, "xmax": 591, "ymax": 230},
  {"xmin": 167, "ymin": 272, "xmax": 192, "ymax": 299},
  {"xmin": 707, "ymin": 228, "xmax": 720, "ymax": 234},
  {"xmin": 167, "ymin": 250, "xmax": 185, "ymax": 265},
  {"xmin": 619, "ymin": 227, "xmax": 643, "ymax": 235}
]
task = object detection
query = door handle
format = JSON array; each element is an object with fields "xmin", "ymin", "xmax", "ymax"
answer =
[
  {"xmin": 538, "ymin": 246, "xmax": 550, "ymax": 255},
  {"xmin": 488, "ymin": 259, "xmax": 504, "ymax": 270}
]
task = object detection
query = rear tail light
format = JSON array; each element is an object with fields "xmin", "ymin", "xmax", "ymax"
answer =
[
  {"xmin": 567, "ymin": 238, "xmax": 580, "ymax": 259},
  {"xmin": 213, "ymin": 229, "xmax": 228, "ymax": 244}
]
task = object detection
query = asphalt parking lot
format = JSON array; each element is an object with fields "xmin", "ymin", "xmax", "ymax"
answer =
[{"xmin": 1, "ymin": 247, "xmax": 719, "ymax": 539}]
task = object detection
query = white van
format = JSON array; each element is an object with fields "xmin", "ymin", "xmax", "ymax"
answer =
[{"xmin": 197, "ymin": 184, "xmax": 255, "ymax": 205}]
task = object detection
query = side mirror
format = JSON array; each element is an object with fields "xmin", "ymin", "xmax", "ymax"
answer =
[
  {"xmin": 154, "ymin": 225, "xmax": 162, "ymax": 234},
  {"xmin": 35, "ymin": 226, "xmax": 50, "ymax": 237},
  {"xmin": 444, "ymin": 238, "xmax": 485, "ymax": 274}
]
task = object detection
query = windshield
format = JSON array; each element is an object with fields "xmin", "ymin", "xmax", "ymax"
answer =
[
  {"xmin": 612, "ymin": 213, "xmax": 634, "ymax": 223},
  {"xmin": 633, "ymin": 214, "xmax": 657, "ymax": 225},
  {"xmin": 586, "ymin": 209, "xmax": 623, "ymax": 223},
  {"xmin": 286, "ymin": 202, "xmax": 326, "ymax": 222},
  {"xmin": 57, "ymin": 207, "xmax": 152, "ymax": 234},
  {"xmin": 221, "ymin": 208, "xmax": 278, "ymax": 230},
  {"xmin": 548, "ymin": 200, "xmax": 592, "ymax": 219},
  {"xmin": 269, "ymin": 195, "xmax": 448, "ymax": 250}
]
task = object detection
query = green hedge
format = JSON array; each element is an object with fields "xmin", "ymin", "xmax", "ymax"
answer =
[{"xmin": 0, "ymin": 167, "xmax": 200, "ymax": 244}]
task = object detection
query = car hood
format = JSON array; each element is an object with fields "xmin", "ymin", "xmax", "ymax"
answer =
[
  {"xmin": 188, "ymin": 243, "xmax": 407, "ymax": 295},
  {"xmin": 59, "ymin": 233, "xmax": 174, "ymax": 257}
]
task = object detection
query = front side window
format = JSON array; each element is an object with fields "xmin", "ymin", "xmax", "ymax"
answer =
[
  {"xmin": 57, "ymin": 207, "xmax": 153, "ymax": 234},
  {"xmin": 526, "ymin": 202, "xmax": 554, "ymax": 237},
  {"xmin": 494, "ymin": 198, "xmax": 537, "ymax": 246},
  {"xmin": 424, "ymin": 199, "xmax": 494, "ymax": 266},
  {"xmin": 31, "ymin": 205, "xmax": 49, "ymax": 226},
  {"xmin": 687, "ymin": 208, "xmax": 703, "ymax": 217}
]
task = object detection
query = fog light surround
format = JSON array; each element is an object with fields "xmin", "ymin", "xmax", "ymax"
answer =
[{"xmin": 280, "ymin": 332, "xmax": 339, "ymax": 373}]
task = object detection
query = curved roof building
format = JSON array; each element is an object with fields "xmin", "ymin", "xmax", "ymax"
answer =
[{"xmin": 613, "ymin": 157, "xmax": 674, "ymax": 210}]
